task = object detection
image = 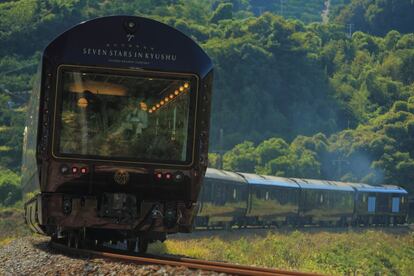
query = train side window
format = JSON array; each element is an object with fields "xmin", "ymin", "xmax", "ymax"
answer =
[
  {"xmin": 265, "ymin": 191, "xmax": 269, "ymax": 201},
  {"xmin": 368, "ymin": 196, "xmax": 376, "ymax": 212},
  {"xmin": 233, "ymin": 188, "xmax": 237, "ymax": 200},
  {"xmin": 392, "ymin": 197, "xmax": 400, "ymax": 213},
  {"xmin": 320, "ymin": 194, "xmax": 324, "ymax": 203}
]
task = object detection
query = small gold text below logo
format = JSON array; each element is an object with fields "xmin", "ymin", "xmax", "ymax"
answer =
[{"xmin": 114, "ymin": 170, "xmax": 130, "ymax": 185}]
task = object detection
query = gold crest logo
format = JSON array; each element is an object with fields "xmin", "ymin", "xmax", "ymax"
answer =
[{"xmin": 114, "ymin": 170, "xmax": 130, "ymax": 185}]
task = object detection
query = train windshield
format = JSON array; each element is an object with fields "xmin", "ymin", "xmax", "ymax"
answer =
[{"xmin": 56, "ymin": 69, "xmax": 196, "ymax": 164}]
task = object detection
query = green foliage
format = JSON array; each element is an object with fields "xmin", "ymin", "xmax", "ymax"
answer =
[
  {"xmin": 210, "ymin": 2, "xmax": 233, "ymax": 23},
  {"xmin": 0, "ymin": 205, "xmax": 31, "ymax": 245},
  {"xmin": 151, "ymin": 229, "xmax": 414, "ymax": 275},
  {"xmin": 208, "ymin": 152, "xmax": 221, "ymax": 169},
  {"xmin": 333, "ymin": 0, "xmax": 414, "ymax": 36},
  {"xmin": 250, "ymin": 0, "xmax": 326, "ymax": 23},
  {"xmin": 223, "ymin": 141, "xmax": 257, "ymax": 172},
  {"xmin": 1, "ymin": 0, "xmax": 414, "ymax": 193},
  {"xmin": 0, "ymin": 169, "xmax": 21, "ymax": 206},
  {"xmin": 223, "ymin": 98, "xmax": 414, "ymax": 193}
]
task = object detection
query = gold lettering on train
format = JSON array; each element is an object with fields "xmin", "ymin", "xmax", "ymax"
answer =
[{"xmin": 82, "ymin": 47, "xmax": 177, "ymax": 62}]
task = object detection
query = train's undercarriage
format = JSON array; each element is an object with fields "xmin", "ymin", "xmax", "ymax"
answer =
[
  {"xmin": 25, "ymin": 192, "xmax": 198, "ymax": 252},
  {"xmin": 194, "ymin": 214, "xmax": 407, "ymax": 230}
]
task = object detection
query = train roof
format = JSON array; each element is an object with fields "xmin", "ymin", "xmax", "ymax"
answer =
[
  {"xmin": 43, "ymin": 16, "xmax": 213, "ymax": 77},
  {"xmin": 291, "ymin": 178, "xmax": 355, "ymax": 191},
  {"xmin": 347, "ymin": 183, "xmax": 408, "ymax": 194},
  {"xmin": 204, "ymin": 168, "xmax": 407, "ymax": 193},
  {"xmin": 238, "ymin": 173, "xmax": 299, "ymax": 188},
  {"xmin": 205, "ymin": 168, "xmax": 246, "ymax": 183}
]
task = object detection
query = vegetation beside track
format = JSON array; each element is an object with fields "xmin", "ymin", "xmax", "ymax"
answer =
[
  {"xmin": 0, "ymin": 202, "xmax": 31, "ymax": 247},
  {"xmin": 150, "ymin": 228, "xmax": 414, "ymax": 275}
]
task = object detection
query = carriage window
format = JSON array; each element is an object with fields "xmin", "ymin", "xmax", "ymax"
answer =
[
  {"xmin": 233, "ymin": 188, "xmax": 237, "ymax": 200},
  {"xmin": 57, "ymin": 70, "xmax": 195, "ymax": 163},
  {"xmin": 392, "ymin": 197, "xmax": 400, "ymax": 213},
  {"xmin": 368, "ymin": 196, "xmax": 376, "ymax": 212},
  {"xmin": 265, "ymin": 191, "xmax": 269, "ymax": 200}
]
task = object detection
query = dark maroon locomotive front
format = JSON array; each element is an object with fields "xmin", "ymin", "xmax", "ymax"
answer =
[{"xmin": 22, "ymin": 16, "xmax": 213, "ymax": 251}]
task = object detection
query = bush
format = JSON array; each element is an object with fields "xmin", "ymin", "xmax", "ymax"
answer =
[{"xmin": 0, "ymin": 170, "xmax": 21, "ymax": 206}]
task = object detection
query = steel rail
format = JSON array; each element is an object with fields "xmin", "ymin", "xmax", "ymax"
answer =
[{"xmin": 50, "ymin": 241, "xmax": 322, "ymax": 276}]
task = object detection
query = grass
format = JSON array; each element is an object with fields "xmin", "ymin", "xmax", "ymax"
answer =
[
  {"xmin": 149, "ymin": 228, "xmax": 414, "ymax": 275},
  {"xmin": 1, "ymin": 203, "xmax": 412, "ymax": 275},
  {"xmin": 0, "ymin": 202, "xmax": 31, "ymax": 247}
]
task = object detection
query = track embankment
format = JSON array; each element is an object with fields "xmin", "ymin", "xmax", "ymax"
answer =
[
  {"xmin": 0, "ymin": 236, "xmax": 214, "ymax": 275},
  {"xmin": 1, "ymin": 235, "xmax": 321, "ymax": 276},
  {"xmin": 49, "ymin": 241, "xmax": 320, "ymax": 276}
]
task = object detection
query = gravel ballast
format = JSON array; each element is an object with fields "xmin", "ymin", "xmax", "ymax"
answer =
[{"xmin": 0, "ymin": 236, "xmax": 224, "ymax": 276}]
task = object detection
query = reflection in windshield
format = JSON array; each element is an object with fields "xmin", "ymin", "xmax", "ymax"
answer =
[{"xmin": 58, "ymin": 71, "xmax": 193, "ymax": 162}]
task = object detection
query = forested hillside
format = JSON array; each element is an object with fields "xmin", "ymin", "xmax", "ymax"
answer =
[
  {"xmin": 1, "ymin": 0, "xmax": 414, "ymax": 206},
  {"xmin": 332, "ymin": 0, "xmax": 414, "ymax": 35}
]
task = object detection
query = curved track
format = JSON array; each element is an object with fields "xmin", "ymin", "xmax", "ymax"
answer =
[{"xmin": 49, "ymin": 241, "xmax": 322, "ymax": 276}]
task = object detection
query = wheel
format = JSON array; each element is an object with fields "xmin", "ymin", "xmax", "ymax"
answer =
[
  {"xmin": 127, "ymin": 239, "xmax": 137, "ymax": 252},
  {"xmin": 138, "ymin": 237, "xmax": 148, "ymax": 253},
  {"xmin": 67, "ymin": 232, "xmax": 74, "ymax": 248},
  {"xmin": 74, "ymin": 232, "xmax": 80, "ymax": 249}
]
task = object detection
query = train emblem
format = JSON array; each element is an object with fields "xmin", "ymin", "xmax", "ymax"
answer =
[{"xmin": 114, "ymin": 170, "xmax": 130, "ymax": 185}]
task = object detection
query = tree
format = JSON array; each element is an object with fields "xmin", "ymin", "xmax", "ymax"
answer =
[
  {"xmin": 210, "ymin": 2, "xmax": 233, "ymax": 23},
  {"xmin": 223, "ymin": 141, "xmax": 257, "ymax": 172},
  {"xmin": 0, "ymin": 169, "xmax": 21, "ymax": 206}
]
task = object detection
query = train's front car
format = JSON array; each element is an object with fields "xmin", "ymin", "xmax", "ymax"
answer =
[{"xmin": 22, "ymin": 16, "xmax": 213, "ymax": 251}]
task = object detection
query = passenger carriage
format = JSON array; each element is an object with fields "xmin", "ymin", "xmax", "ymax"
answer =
[
  {"xmin": 348, "ymin": 183, "xmax": 408, "ymax": 225},
  {"xmin": 197, "ymin": 168, "xmax": 248, "ymax": 228},
  {"xmin": 293, "ymin": 179, "xmax": 355, "ymax": 226},
  {"xmin": 239, "ymin": 173, "xmax": 300, "ymax": 227}
]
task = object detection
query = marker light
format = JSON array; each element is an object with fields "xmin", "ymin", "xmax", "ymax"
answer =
[
  {"xmin": 72, "ymin": 167, "xmax": 79, "ymax": 174},
  {"xmin": 60, "ymin": 164, "xmax": 69, "ymax": 175},
  {"xmin": 155, "ymin": 172, "xmax": 163, "ymax": 180},
  {"xmin": 80, "ymin": 167, "xmax": 88, "ymax": 174},
  {"xmin": 165, "ymin": 172, "xmax": 172, "ymax": 180},
  {"xmin": 174, "ymin": 172, "xmax": 184, "ymax": 182}
]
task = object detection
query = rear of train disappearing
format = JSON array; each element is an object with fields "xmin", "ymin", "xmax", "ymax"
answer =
[
  {"xmin": 21, "ymin": 16, "xmax": 213, "ymax": 250},
  {"xmin": 197, "ymin": 168, "xmax": 409, "ymax": 228}
]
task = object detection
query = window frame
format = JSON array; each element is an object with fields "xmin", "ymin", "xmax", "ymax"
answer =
[{"xmin": 51, "ymin": 64, "xmax": 199, "ymax": 167}]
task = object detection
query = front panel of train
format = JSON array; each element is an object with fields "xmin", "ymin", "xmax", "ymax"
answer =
[{"xmin": 28, "ymin": 16, "xmax": 213, "ymax": 239}]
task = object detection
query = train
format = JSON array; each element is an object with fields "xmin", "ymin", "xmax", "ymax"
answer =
[
  {"xmin": 195, "ymin": 168, "xmax": 409, "ymax": 228},
  {"xmin": 21, "ymin": 16, "xmax": 213, "ymax": 252}
]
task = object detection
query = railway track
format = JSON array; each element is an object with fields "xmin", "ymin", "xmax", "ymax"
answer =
[{"xmin": 49, "ymin": 241, "xmax": 322, "ymax": 276}]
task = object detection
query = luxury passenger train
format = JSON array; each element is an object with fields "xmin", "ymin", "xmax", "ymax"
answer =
[
  {"xmin": 196, "ymin": 168, "xmax": 409, "ymax": 228},
  {"xmin": 21, "ymin": 16, "xmax": 213, "ymax": 252}
]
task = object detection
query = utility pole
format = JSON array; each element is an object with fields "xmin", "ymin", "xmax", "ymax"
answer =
[
  {"xmin": 333, "ymin": 156, "xmax": 348, "ymax": 179},
  {"xmin": 347, "ymin": 23, "xmax": 354, "ymax": 38},
  {"xmin": 280, "ymin": 0, "xmax": 286, "ymax": 17},
  {"xmin": 218, "ymin": 128, "xmax": 224, "ymax": 169}
]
